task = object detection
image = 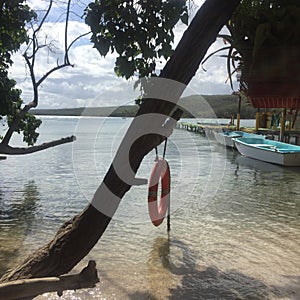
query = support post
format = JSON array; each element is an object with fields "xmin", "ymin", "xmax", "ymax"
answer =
[
  {"xmin": 280, "ymin": 108, "xmax": 287, "ymax": 142},
  {"xmin": 255, "ymin": 109, "xmax": 260, "ymax": 132},
  {"xmin": 236, "ymin": 94, "xmax": 241, "ymax": 130}
]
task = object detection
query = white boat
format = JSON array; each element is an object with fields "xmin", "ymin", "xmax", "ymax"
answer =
[
  {"xmin": 213, "ymin": 131, "xmax": 264, "ymax": 148},
  {"xmin": 233, "ymin": 137, "xmax": 300, "ymax": 166}
]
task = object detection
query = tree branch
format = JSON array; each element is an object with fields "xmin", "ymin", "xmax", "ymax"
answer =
[
  {"xmin": 0, "ymin": 135, "xmax": 76, "ymax": 155},
  {"xmin": 1, "ymin": 103, "xmax": 35, "ymax": 146},
  {"xmin": 0, "ymin": 260, "xmax": 98, "ymax": 300},
  {"xmin": 67, "ymin": 31, "xmax": 91, "ymax": 53},
  {"xmin": 23, "ymin": 52, "xmax": 38, "ymax": 106},
  {"xmin": 30, "ymin": 0, "xmax": 53, "ymax": 69},
  {"xmin": 36, "ymin": 62, "xmax": 74, "ymax": 87},
  {"xmin": 2, "ymin": 0, "xmax": 85, "ymax": 149},
  {"xmin": 34, "ymin": 0, "xmax": 53, "ymax": 34},
  {"xmin": 64, "ymin": 0, "xmax": 72, "ymax": 65}
]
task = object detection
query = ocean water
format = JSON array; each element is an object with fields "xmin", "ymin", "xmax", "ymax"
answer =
[{"xmin": 0, "ymin": 116, "xmax": 299, "ymax": 299}]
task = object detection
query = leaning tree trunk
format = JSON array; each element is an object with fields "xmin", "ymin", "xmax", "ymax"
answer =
[{"xmin": 1, "ymin": 0, "xmax": 241, "ymax": 282}]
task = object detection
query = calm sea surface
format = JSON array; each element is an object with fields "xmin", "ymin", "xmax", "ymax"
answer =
[{"xmin": 0, "ymin": 117, "xmax": 299, "ymax": 299}]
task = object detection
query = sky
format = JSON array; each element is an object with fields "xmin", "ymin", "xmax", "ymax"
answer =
[{"xmin": 9, "ymin": 0, "xmax": 238, "ymax": 109}]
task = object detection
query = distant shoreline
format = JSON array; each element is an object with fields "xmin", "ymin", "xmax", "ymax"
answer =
[
  {"xmin": 31, "ymin": 94, "xmax": 256, "ymax": 119},
  {"xmin": 31, "ymin": 105, "xmax": 138, "ymax": 118}
]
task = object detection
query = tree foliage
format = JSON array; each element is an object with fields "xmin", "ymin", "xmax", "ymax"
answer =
[
  {"xmin": 203, "ymin": 0, "xmax": 300, "ymax": 89},
  {"xmin": 0, "ymin": 0, "xmax": 36, "ymax": 68},
  {"xmin": 85, "ymin": 0, "xmax": 188, "ymax": 79},
  {"xmin": 0, "ymin": 0, "xmax": 41, "ymax": 146}
]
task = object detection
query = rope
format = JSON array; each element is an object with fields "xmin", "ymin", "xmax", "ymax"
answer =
[
  {"xmin": 163, "ymin": 138, "xmax": 168, "ymax": 158},
  {"xmin": 164, "ymin": 139, "xmax": 170, "ymax": 232},
  {"xmin": 155, "ymin": 147, "xmax": 159, "ymax": 161}
]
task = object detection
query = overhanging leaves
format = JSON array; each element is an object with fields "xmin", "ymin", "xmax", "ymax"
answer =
[{"xmin": 85, "ymin": 0, "xmax": 188, "ymax": 79}]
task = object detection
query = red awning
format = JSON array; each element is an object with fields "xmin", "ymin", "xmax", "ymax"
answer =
[{"xmin": 249, "ymin": 96, "xmax": 300, "ymax": 109}]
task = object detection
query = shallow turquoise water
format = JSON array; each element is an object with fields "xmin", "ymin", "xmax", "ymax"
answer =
[{"xmin": 0, "ymin": 117, "xmax": 299, "ymax": 299}]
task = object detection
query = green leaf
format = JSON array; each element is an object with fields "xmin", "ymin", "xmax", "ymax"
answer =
[
  {"xmin": 115, "ymin": 56, "xmax": 135, "ymax": 79},
  {"xmin": 95, "ymin": 35, "xmax": 110, "ymax": 56},
  {"xmin": 181, "ymin": 12, "xmax": 188, "ymax": 25}
]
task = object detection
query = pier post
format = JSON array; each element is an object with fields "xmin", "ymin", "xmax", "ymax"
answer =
[
  {"xmin": 280, "ymin": 109, "xmax": 287, "ymax": 142},
  {"xmin": 255, "ymin": 110, "xmax": 260, "ymax": 131},
  {"xmin": 236, "ymin": 94, "xmax": 241, "ymax": 130}
]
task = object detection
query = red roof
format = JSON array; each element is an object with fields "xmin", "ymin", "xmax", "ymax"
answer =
[
  {"xmin": 246, "ymin": 81, "xmax": 300, "ymax": 109},
  {"xmin": 250, "ymin": 96, "xmax": 300, "ymax": 109}
]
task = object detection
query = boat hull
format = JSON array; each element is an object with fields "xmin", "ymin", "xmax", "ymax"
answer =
[
  {"xmin": 214, "ymin": 131, "xmax": 239, "ymax": 148},
  {"xmin": 234, "ymin": 138, "xmax": 300, "ymax": 166},
  {"xmin": 214, "ymin": 131, "xmax": 263, "ymax": 148}
]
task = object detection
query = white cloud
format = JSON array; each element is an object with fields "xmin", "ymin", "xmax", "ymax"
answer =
[
  {"xmin": 9, "ymin": 0, "xmax": 235, "ymax": 109},
  {"xmin": 27, "ymin": 0, "xmax": 90, "ymax": 23},
  {"xmin": 27, "ymin": 0, "xmax": 52, "ymax": 10}
]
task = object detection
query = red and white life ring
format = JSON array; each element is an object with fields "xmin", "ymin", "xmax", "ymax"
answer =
[{"xmin": 148, "ymin": 158, "xmax": 170, "ymax": 226}]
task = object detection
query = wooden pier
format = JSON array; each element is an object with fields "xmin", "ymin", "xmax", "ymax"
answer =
[
  {"xmin": 176, "ymin": 121, "xmax": 300, "ymax": 145},
  {"xmin": 176, "ymin": 122, "xmax": 206, "ymax": 134},
  {"xmin": 176, "ymin": 122, "xmax": 237, "ymax": 135}
]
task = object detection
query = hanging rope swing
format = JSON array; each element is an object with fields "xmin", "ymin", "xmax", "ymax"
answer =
[{"xmin": 147, "ymin": 139, "xmax": 171, "ymax": 230}]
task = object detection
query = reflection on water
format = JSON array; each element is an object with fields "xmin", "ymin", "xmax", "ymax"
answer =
[
  {"xmin": 0, "ymin": 181, "xmax": 40, "ymax": 275},
  {"xmin": 3, "ymin": 181, "xmax": 39, "ymax": 225},
  {"xmin": 0, "ymin": 117, "xmax": 299, "ymax": 299}
]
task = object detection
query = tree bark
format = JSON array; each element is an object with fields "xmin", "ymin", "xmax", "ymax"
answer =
[{"xmin": 0, "ymin": 0, "xmax": 241, "ymax": 282}]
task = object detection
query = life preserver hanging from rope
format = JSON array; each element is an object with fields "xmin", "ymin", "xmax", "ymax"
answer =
[{"xmin": 148, "ymin": 158, "xmax": 170, "ymax": 227}]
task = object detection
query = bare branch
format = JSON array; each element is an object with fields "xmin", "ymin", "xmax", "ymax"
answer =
[
  {"xmin": 36, "ymin": 62, "xmax": 74, "ymax": 87},
  {"xmin": 23, "ymin": 22, "xmax": 35, "ymax": 55},
  {"xmin": 67, "ymin": 31, "xmax": 91, "ymax": 52},
  {"xmin": 3, "ymin": 0, "xmax": 87, "ymax": 150},
  {"xmin": 23, "ymin": 52, "xmax": 38, "ymax": 106},
  {"xmin": 34, "ymin": 0, "xmax": 53, "ymax": 34},
  {"xmin": 64, "ymin": 0, "xmax": 72, "ymax": 64},
  {"xmin": 28, "ymin": 0, "xmax": 53, "ymax": 68},
  {"xmin": 0, "ymin": 260, "xmax": 98, "ymax": 300},
  {"xmin": 0, "ymin": 135, "xmax": 76, "ymax": 155}
]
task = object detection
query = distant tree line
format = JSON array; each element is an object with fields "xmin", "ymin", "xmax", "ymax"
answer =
[{"xmin": 32, "ymin": 94, "xmax": 256, "ymax": 119}]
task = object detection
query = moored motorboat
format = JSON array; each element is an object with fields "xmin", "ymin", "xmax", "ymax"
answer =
[
  {"xmin": 233, "ymin": 137, "xmax": 300, "ymax": 166},
  {"xmin": 213, "ymin": 131, "xmax": 264, "ymax": 148}
]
